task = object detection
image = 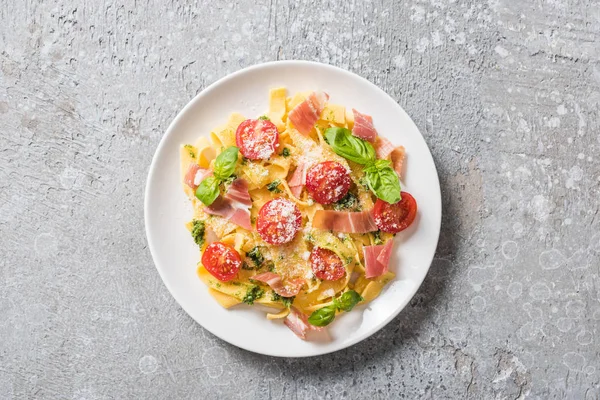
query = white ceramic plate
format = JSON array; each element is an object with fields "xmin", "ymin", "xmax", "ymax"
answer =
[{"xmin": 145, "ymin": 60, "xmax": 441, "ymax": 357}]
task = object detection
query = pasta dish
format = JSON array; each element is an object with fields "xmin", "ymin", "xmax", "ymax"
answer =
[{"xmin": 180, "ymin": 88, "xmax": 417, "ymax": 339}]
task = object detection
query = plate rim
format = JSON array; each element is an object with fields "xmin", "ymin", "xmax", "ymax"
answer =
[{"xmin": 144, "ymin": 60, "xmax": 442, "ymax": 357}]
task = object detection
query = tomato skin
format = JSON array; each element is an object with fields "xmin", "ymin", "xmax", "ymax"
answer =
[
  {"xmin": 235, "ymin": 119, "xmax": 279, "ymax": 160},
  {"xmin": 305, "ymin": 161, "xmax": 351, "ymax": 204},
  {"xmin": 256, "ymin": 198, "xmax": 302, "ymax": 245},
  {"xmin": 309, "ymin": 247, "xmax": 346, "ymax": 281},
  {"xmin": 201, "ymin": 242, "xmax": 242, "ymax": 282},
  {"xmin": 373, "ymin": 192, "xmax": 417, "ymax": 234}
]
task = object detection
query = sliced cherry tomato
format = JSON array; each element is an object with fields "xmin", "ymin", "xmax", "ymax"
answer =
[
  {"xmin": 309, "ymin": 247, "xmax": 346, "ymax": 281},
  {"xmin": 235, "ymin": 118, "xmax": 279, "ymax": 160},
  {"xmin": 373, "ymin": 192, "xmax": 417, "ymax": 234},
  {"xmin": 257, "ymin": 198, "xmax": 302, "ymax": 245},
  {"xmin": 305, "ymin": 161, "xmax": 351, "ymax": 204},
  {"xmin": 201, "ymin": 242, "xmax": 242, "ymax": 282}
]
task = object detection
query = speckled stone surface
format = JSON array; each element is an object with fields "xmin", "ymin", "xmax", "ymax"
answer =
[{"xmin": 1, "ymin": 0, "xmax": 600, "ymax": 398}]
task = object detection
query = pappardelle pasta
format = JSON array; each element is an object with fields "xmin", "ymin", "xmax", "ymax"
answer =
[{"xmin": 180, "ymin": 88, "xmax": 417, "ymax": 340}]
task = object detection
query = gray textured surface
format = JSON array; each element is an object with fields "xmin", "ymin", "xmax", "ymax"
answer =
[{"xmin": 1, "ymin": 0, "xmax": 599, "ymax": 398}]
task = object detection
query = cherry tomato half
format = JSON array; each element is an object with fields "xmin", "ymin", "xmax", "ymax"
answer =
[
  {"xmin": 309, "ymin": 247, "xmax": 346, "ymax": 281},
  {"xmin": 235, "ymin": 118, "xmax": 279, "ymax": 160},
  {"xmin": 256, "ymin": 198, "xmax": 302, "ymax": 245},
  {"xmin": 373, "ymin": 192, "xmax": 417, "ymax": 234},
  {"xmin": 305, "ymin": 161, "xmax": 351, "ymax": 204},
  {"xmin": 201, "ymin": 242, "xmax": 242, "ymax": 282}
]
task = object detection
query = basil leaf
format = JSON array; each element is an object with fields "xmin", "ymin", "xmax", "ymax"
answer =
[
  {"xmin": 213, "ymin": 146, "xmax": 239, "ymax": 180},
  {"xmin": 324, "ymin": 128, "xmax": 376, "ymax": 165},
  {"xmin": 195, "ymin": 176, "xmax": 220, "ymax": 206},
  {"xmin": 307, "ymin": 305, "xmax": 336, "ymax": 327},
  {"xmin": 364, "ymin": 160, "xmax": 401, "ymax": 204},
  {"xmin": 333, "ymin": 290, "xmax": 363, "ymax": 312}
]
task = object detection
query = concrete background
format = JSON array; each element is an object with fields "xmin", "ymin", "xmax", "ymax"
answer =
[{"xmin": 1, "ymin": 0, "xmax": 599, "ymax": 398}]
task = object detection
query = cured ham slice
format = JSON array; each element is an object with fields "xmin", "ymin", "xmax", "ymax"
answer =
[
  {"xmin": 289, "ymin": 185, "xmax": 303, "ymax": 198},
  {"xmin": 363, "ymin": 245, "xmax": 385, "ymax": 278},
  {"xmin": 312, "ymin": 209, "xmax": 377, "ymax": 233},
  {"xmin": 377, "ymin": 238, "xmax": 394, "ymax": 267},
  {"xmin": 288, "ymin": 91, "xmax": 329, "ymax": 135},
  {"xmin": 204, "ymin": 226, "xmax": 219, "ymax": 245},
  {"xmin": 287, "ymin": 162, "xmax": 308, "ymax": 199},
  {"xmin": 225, "ymin": 178, "xmax": 252, "ymax": 208},
  {"xmin": 205, "ymin": 198, "xmax": 252, "ymax": 230},
  {"xmin": 374, "ymin": 137, "xmax": 395, "ymax": 159},
  {"xmin": 251, "ymin": 272, "xmax": 305, "ymax": 297},
  {"xmin": 184, "ymin": 163, "xmax": 211, "ymax": 190},
  {"xmin": 204, "ymin": 179, "xmax": 252, "ymax": 230},
  {"xmin": 351, "ymin": 109, "xmax": 377, "ymax": 142},
  {"xmin": 390, "ymin": 146, "xmax": 406, "ymax": 178},
  {"xmin": 288, "ymin": 162, "xmax": 308, "ymax": 186},
  {"xmin": 373, "ymin": 137, "xmax": 405, "ymax": 178},
  {"xmin": 363, "ymin": 239, "xmax": 394, "ymax": 278},
  {"xmin": 284, "ymin": 307, "xmax": 324, "ymax": 340}
]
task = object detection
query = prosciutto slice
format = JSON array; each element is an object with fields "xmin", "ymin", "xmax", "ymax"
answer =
[
  {"xmin": 351, "ymin": 109, "xmax": 378, "ymax": 142},
  {"xmin": 374, "ymin": 137, "xmax": 395, "ymax": 159},
  {"xmin": 312, "ymin": 209, "xmax": 377, "ymax": 233},
  {"xmin": 377, "ymin": 239, "xmax": 394, "ymax": 267},
  {"xmin": 204, "ymin": 178, "xmax": 252, "ymax": 230},
  {"xmin": 390, "ymin": 146, "xmax": 406, "ymax": 178},
  {"xmin": 204, "ymin": 226, "xmax": 219, "ymax": 245},
  {"xmin": 287, "ymin": 162, "xmax": 308, "ymax": 198},
  {"xmin": 288, "ymin": 162, "xmax": 308, "ymax": 186},
  {"xmin": 288, "ymin": 91, "xmax": 329, "ymax": 135},
  {"xmin": 251, "ymin": 272, "xmax": 305, "ymax": 297},
  {"xmin": 363, "ymin": 239, "xmax": 394, "ymax": 278},
  {"xmin": 290, "ymin": 185, "xmax": 303, "ymax": 198},
  {"xmin": 284, "ymin": 307, "xmax": 324, "ymax": 340},
  {"xmin": 184, "ymin": 163, "xmax": 211, "ymax": 190},
  {"xmin": 225, "ymin": 178, "xmax": 252, "ymax": 207}
]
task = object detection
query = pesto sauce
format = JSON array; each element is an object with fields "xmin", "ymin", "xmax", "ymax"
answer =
[
  {"xmin": 242, "ymin": 285, "xmax": 264, "ymax": 305},
  {"xmin": 333, "ymin": 192, "xmax": 360, "ymax": 211},
  {"xmin": 184, "ymin": 144, "xmax": 196, "ymax": 158},
  {"xmin": 190, "ymin": 220, "xmax": 205, "ymax": 247},
  {"xmin": 245, "ymin": 246, "xmax": 264, "ymax": 269},
  {"xmin": 271, "ymin": 292, "xmax": 294, "ymax": 307},
  {"xmin": 266, "ymin": 180, "xmax": 282, "ymax": 193}
]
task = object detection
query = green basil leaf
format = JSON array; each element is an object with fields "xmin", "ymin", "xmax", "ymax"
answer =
[
  {"xmin": 364, "ymin": 159, "xmax": 392, "ymax": 173},
  {"xmin": 365, "ymin": 163, "xmax": 401, "ymax": 204},
  {"xmin": 324, "ymin": 128, "xmax": 376, "ymax": 165},
  {"xmin": 307, "ymin": 305, "xmax": 336, "ymax": 327},
  {"xmin": 195, "ymin": 176, "xmax": 220, "ymax": 206},
  {"xmin": 214, "ymin": 146, "xmax": 239, "ymax": 180},
  {"xmin": 333, "ymin": 290, "xmax": 363, "ymax": 312}
]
